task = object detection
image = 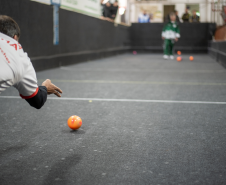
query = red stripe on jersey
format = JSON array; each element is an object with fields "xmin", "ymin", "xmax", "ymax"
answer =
[{"xmin": 20, "ymin": 87, "xmax": 39, "ymax": 99}]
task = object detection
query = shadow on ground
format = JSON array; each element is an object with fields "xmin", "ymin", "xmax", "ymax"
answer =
[{"xmin": 42, "ymin": 154, "xmax": 82, "ymax": 185}]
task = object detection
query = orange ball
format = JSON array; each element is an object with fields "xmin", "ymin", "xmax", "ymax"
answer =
[
  {"xmin": 177, "ymin": 56, "xmax": 182, "ymax": 62},
  {"xmin": 189, "ymin": 56, "xmax": 194, "ymax": 61},
  {"xmin": 177, "ymin": 51, "xmax": 181, "ymax": 55},
  {"xmin": 67, "ymin": 115, "xmax": 82, "ymax": 130}
]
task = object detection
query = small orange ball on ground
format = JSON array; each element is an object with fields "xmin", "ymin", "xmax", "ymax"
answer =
[
  {"xmin": 189, "ymin": 56, "xmax": 194, "ymax": 61},
  {"xmin": 177, "ymin": 51, "xmax": 181, "ymax": 55},
  {"xmin": 177, "ymin": 56, "xmax": 182, "ymax": 62},
  {"xmin": 67, "ymin": 115, "xmax": 82, "ymax": 130}
]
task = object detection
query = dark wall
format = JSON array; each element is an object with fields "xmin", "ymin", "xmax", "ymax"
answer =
[
  {"xmin": 0, "ymin": 0, "xmax": 130, "ymax": 71},
  {"xmin": 130, "ymin": 23, "xmax": 163, "ymax": 51},
  {"xmin": 209, "ymin": 41, "xmax": 226, "ymax": 68},
  {"xmin": 130, "ymin": 23, "xmax": 216, "ymax": 53}
]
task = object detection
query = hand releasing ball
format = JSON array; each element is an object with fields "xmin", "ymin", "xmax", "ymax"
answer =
[
  {"xmin": 189, "ymin": 56, "xmax": 194, "ymax": 61},
  {"xmin": 68, "ymin": 115, "xmax": 82, "ymax": 130}
]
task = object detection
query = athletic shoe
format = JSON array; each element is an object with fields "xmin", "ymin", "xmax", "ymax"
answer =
[
  {"xmin": 163, "ymin": 55, "xmax": 168, "ymax": 59},
  {"xmin": 170, "ymin": 55, "xmax": 174, "ymax": 60}
]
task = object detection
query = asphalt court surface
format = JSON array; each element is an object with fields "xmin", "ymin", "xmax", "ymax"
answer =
[{"xmin": 0, "ymin": 54, "xmax": 226, "ymax": 185}]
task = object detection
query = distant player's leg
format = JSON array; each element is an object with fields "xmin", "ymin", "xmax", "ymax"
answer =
[
  {"xmin": 163, "ymin": 39, "xmax": 169, "ymax": 59},
  {"xmin": 169, "ymin": 40, "xmax": 174, "ymax": 59}
]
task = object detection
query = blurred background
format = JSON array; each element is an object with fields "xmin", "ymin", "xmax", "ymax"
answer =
[{"xmin": 0, "ymin": 0, "xmax": 225, "ymax": 70}]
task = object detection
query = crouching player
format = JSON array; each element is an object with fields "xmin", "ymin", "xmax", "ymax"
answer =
[
  {"xmin": 0, "ymin": 15, "xmax": 62, "ymax": 109},
  {"xmin": 162, "ymin": 12, "xmax": 180, "ymax": 60}
]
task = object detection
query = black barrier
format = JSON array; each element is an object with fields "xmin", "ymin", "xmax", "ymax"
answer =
[
  {"xmin": 130, "ymin": 23, "xmax": 216, "ymax": 53},
  {"xmin": 0, "ymin": 0, "xmax": 130, "ymax": 71},
  {"xmin": 209, "ymin": 41, "xmax": 226, "ymax": 68}
]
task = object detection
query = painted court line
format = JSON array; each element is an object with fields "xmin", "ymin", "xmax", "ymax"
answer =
[
  {"xmin": 60, "ymin": 66, "xmax": 226, "ymax": 73},
  {"xmin": 1, "ymin": 96, "xmax": 226, "ymax": 105},
  {"xmin": 38, "ymin": 79, "xmax": 226, "ymax": 86}
]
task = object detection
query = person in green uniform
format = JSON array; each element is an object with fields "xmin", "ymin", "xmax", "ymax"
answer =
[{"xmin": 162, "ymin": 12, "xmax": 180, "ymax": 59}]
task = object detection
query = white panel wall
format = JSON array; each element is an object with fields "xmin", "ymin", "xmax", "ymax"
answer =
[
  {"xmin": 129, "ymin": 0, "xmax": 212, "ymax": 23},
  {"xmin": 175, "ymin": 3, "xmax": 186, "ymax": 22},
  {"xmin": 130, "ymin": 4, "xmax": 136, "ymax": 23},
  {"xmin": 199, "ymin": 3, "xmax": 207, "ymax": 22}
]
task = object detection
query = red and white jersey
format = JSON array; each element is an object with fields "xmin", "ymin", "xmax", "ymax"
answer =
[{"xmin": 0, "ymin": 32, "xmax": 38, "ymax": 99}]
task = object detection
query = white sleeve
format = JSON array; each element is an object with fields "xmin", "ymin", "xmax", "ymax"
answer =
[
  {"xmin": 0, "ymin": 34, "xmax": 38, "ymax": 98},
  {"xmin": 176, "ymin": 33, "xmax": 180, "ymax": 38},
  {"xmin": 14, "ymin": 62, "xmax": 38, "ymax": 99},
  {"xmin": 0, "ymin": 55, "xmax": 14, "ymax": 94}
]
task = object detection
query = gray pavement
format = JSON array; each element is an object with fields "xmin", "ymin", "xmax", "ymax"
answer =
[{"xmin": 0, "ymin": 54, "xmax": 226, "ymax": 185}]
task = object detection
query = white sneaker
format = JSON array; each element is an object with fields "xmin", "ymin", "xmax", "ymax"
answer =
[
  {"xmin": 170, "ymin": 55, "xmax": 174, "ymax": 60},
  {"xmin": 163, "ymin": 55, "xmax": 169, "ymax": 59}
]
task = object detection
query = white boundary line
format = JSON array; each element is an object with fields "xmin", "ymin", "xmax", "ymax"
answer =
[
  {"xmin": 60, "ymin": 66, "xmax": 226, "ymax": 73},
  {"xmin": 37, "ymin": 79, "xmax": 226, "ymax": 86},
  {"xmin": 1, "ymin": 96, "xmax": 226, "ymax": 105}
]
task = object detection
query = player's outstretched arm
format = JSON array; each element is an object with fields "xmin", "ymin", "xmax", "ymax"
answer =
[
  {"xmin": 42, "ymin": 79, "xmax": 63, "ymax": 97},
  {"xmin": 25, "ymin": 79, "xmax": 62, "ymax": 109},
  {"xmin": 25, "ymin": 86, "xmax": 48, "ymax": 109}
]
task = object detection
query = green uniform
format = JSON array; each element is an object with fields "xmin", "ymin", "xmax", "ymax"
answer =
[{"xmin": 162, "ymin": 21, "xmax": 180, "ymax": 55}]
